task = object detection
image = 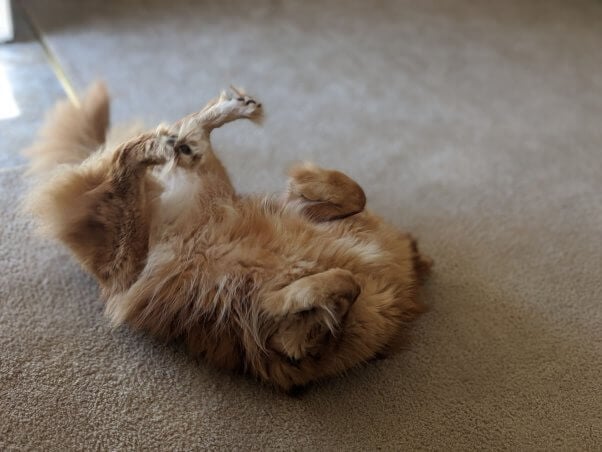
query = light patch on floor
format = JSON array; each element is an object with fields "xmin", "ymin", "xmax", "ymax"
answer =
[
  {"xmin": 0, "ymin": 0, "xmax": 13, "ymax": 43},
  {"xmin": 0, "ymin": 63, "xmax": 20, "ymax": 120}
]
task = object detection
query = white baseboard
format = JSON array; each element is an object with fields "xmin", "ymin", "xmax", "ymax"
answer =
[{"xmin": 0, "ymin": 0, "xmax": 14, "ymax": 43}]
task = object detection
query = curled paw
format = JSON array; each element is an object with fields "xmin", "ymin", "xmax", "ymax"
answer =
[{"xmin": 219, "ymin": 86, "xmax": 264, "ymax": 122}]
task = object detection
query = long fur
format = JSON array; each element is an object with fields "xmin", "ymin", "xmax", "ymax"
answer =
[{"xmin": 23, "ymin": 83, "xmax": 432, "ymax": 392}]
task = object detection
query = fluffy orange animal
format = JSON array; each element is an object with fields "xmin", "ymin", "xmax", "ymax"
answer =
[{"xmin": 24, "ymin": 83, "xmax": 432, "ymax": 393}]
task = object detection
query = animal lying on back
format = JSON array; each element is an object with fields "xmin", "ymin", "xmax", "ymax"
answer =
[{"xmin": 24, "ymin": 83, "xmax": 432, "ymax": 393}]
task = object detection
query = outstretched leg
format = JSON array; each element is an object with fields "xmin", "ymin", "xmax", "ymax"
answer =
[
  {"xmin": 263, "ymin": 268, "xmax": 360, "ymax": 360},
  {"xmin": 176, "ymin": 87, "xmax": 263, "ymax": 140},
  {"xmin": 284, "ymin": 162, "xmax": 366, "ymax": 221}
]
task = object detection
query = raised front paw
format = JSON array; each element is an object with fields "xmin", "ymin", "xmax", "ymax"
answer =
[
  {"xmin": 114, "ymin": 132, "xmax": 170, "ymax": 168},
  {"xmin": 218, "ymin": 86, "xmax": 264, "ymax": 122},
  {"xmin": 286, "ymin": 162, "xmax": 366, "ymax": 221}
]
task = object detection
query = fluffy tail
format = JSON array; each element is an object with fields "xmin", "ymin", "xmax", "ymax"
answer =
[{"xmin": 23, "ymin": 81, "xmax": 110, "ymax": 176}]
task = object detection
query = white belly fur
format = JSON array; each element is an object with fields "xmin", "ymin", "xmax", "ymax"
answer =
[{"xmin": 154, "ymin": 164, "xmax": 200, "ymax": 223}]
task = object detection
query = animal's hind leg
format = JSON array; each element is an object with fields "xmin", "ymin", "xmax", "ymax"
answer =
[
  {"xmin": 264, "ymin": 268, "xmax": 360, "ymax": 360},
  {"xmin": 284, "ymin": 162, "xmax": 366, "ymax": 221},
  {"xmin": 176, "ymin": 87, "xmax": 263, "ymax": 138}
]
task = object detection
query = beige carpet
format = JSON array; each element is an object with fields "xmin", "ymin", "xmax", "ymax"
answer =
[{"xmin": 2, "ymin": 0, "xmax": 602, "ymax": 449}]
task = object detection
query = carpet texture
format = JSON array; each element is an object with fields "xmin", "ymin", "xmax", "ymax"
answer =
[{"xmin": 2, "ymin": 0, "xmax": 602, "ymax": 449}]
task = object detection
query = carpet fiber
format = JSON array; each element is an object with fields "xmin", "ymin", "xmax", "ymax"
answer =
[{"xmin": 2, "ymin": 0, "xmax": 602, "ymax": 449}]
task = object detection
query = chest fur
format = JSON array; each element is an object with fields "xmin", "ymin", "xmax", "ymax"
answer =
[{"xmin": 154, "ymin": 165, "xmax": 201, "ymax": 223}]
